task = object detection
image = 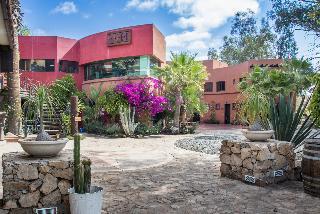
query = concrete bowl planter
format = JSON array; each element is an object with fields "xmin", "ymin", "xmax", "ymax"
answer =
[
  {"xmin": 241, "ymin": 129, "xmax": 274, "ymax": 142},
  {"xmin": 18, "ymin": 138, "xmax": 68, "ymax": 157},
  {"xmin": 69, "ymin": 186, "xmax": 103, "ymax": 214}
]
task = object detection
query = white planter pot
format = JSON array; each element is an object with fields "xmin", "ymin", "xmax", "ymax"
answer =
[
  {"xmin": 69, "ymin": 186, "xmax": 103, "ymax": 214},
  {"xmin": 242, "ymin": 129, "xmax": 274, "ymax": 142},
  {"xmin": 18, "ymin": 138, "xmax": 68, "ymax": 157}
]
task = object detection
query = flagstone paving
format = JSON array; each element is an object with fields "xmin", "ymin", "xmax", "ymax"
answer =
[{"xmin": 0, "ymin": 128, "xmax": 320, "ymax": 213}]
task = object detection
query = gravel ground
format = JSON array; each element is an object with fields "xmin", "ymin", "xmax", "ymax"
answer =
[{"xmin": 174, "ymin": 133, "xmax": 245, "ymax": 155}]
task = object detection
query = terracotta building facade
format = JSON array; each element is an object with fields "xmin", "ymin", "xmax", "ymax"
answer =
[{"xmin": 202, "ymin": 59, "xmax": 283, "ymax": 124}]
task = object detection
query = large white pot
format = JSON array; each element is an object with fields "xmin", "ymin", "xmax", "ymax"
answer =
[
  {"xmin": 241, "ymin": 129, "xmax": 274, "ymax": 142},
  {"xmin": 69, "ymin": 186, "xmax": 103, "ymax": 214},
  {"xmin": 18, "ymin": 138, "xmax": 68, "ymax": 157}
]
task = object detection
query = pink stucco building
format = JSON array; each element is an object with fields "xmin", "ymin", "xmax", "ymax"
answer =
[
  {"xmin": 17, "ymin": 24, "xmax": 166, "ymax": 92},
  {"xmin": 202, "ymin": 59, "xmax": 283, "ymax": 124}
]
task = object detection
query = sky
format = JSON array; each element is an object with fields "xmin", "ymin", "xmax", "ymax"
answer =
[{"xmin": 21, "ymin": 0, "xmax": 317, "ymax": 61}]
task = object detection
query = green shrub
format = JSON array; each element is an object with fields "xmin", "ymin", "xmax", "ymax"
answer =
[
  {"xmin": 104, "ymin": 124, "xmax": 122, "ymax": 136},
  {"xmin": 135, "ymin": 123, "xmax": 149, "ymax": 136},
  {"xmin": 84, "ymin": 121, "xmax": 123, "ymax": 137},
  {"xmin": 205, "ymin": 109, "xmax": 220, "ymax": 124}
]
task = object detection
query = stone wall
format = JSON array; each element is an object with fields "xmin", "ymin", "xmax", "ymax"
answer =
[
  {"xmin": 220, "ymin": 140, "xmax": 295, "ymax": 186},
  {"xmin": 2, "ymin": 152, "xmax": 74, "ymax": 214}
]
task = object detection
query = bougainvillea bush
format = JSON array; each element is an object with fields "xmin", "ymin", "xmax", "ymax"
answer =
[{"xmin": 115, "ymin": 79, "xmax": 169, "ymax": 117}]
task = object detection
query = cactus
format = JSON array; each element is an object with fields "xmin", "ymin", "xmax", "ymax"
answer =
[
  {"xmin": 119, "ymin": 105, "xmax": 139, "ymax": 137},
  {"xmin": 73, "ymin": 133, "xmax": 91, "ymax": 194}
]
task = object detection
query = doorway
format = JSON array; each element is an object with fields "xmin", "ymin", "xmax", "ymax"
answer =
[{"xmin": 224, "ymin": 104, "xmax": 231, "ymax": 124}]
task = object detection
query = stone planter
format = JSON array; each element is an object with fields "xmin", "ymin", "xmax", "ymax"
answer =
[
  {"xmin": 241, "ymin": 129, "xmax": 274, "ymax": 142},
  {"xmin": 69, "ymin": 186, "xmax": 103, "ymax": 214},
  {"xmin": 18, "ymin": 138, "xmax": 68, "ymax": 157}
]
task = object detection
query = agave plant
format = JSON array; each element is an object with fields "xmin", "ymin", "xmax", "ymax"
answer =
[
  {"xmin": 23, "ymin": 84, "xmax": 57, "ymax": 141},
  {"xmin": 269, "ymin": 94, "xmax": 315, "ymax": 147}
]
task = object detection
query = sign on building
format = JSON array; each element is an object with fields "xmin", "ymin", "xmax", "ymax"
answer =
[{"xmin": 107, "ymin": 29, "xmax": 132, "ymax": 47}]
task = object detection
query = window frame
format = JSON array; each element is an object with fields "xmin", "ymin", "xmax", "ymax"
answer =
[
  {"xmin": 216, "ymin": 81, "xmax": 226, "ymax": 92},
  {"xmin": 204, "ymin": 82, "xmax": 213, "ymax": 92}
]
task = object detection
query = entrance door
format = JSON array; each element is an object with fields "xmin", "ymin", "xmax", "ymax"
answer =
[{"xmin": 224, "ymin": 104, "xmax": 231, "ymax": 124}]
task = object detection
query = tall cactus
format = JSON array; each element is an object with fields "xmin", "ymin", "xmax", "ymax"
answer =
[
  {"xmin": 73, "ymin": 133, "xmax": 91, "ymax": 194},
  {"xmin": 119, "ymin": 105, "xmax": 139, "ymax": 137}
]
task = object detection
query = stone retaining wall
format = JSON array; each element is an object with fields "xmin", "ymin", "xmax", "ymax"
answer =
[
  {"xmin": 220, "ymin": 140, "xmax": 295, "ymax": 186},
  {"xmin": 2, "ymin": 152, "xmax": 74, "ymax": 214}
]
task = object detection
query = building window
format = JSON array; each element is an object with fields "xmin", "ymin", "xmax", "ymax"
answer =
[
  {"xmin": 216, "ymin": 81, "xmax": 225, "ymax": 92},
  {"xmin": 204, "ymin": 82, "xmax": 213, "ymax": 92},
  {"xmin": 215, "ymin": 103, "xmax": 220, "ymax": 110},
  {"xmin": 233, "ymin": 79, "xmax": 236, "ymax": 85},
  {"xmin": 59, "ymin": 60, "xmax": 79, "ymax": 73},
  {"xmin": 20, "ymin": 59, "xmax": 55, "ymax": 72}
]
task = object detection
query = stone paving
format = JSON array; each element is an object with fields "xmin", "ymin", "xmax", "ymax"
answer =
[{"xmin": 1, "ymin": 126, "xmax": 320, "ymax": 213}]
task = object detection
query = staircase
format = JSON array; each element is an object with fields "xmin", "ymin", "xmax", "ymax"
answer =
[{"xmin": 42, "ymin": 107, "xmax": 62, "ymax": 137}]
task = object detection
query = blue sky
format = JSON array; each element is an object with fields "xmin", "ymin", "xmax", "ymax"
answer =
[{"xmin": 21, "ymin": 0, "xmax": 316, "ymax": 61}]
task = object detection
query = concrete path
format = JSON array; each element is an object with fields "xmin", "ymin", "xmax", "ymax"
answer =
[{"xmin": 1, "ymin": 128, "xmax": 320, "ymax": 213}]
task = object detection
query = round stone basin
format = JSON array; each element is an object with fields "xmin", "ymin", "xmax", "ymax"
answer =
[
  {"xmin": 18, "ymin": 138, "xmax": 68, "ymax": 157},
  {"xmin": 241, "ymin": 130, "xmax": 274, "ymax": 142}
]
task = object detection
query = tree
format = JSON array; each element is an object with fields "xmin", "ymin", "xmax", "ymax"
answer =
[
  {"xmin": 217, "ymin": 10, "xmax": 298, "ymax": 65},
  {"xmin": 156, "ymin": 52, "xmax": 207, "ymax": 131},
  {"xmin": 270, "ymin": 0, "xmax": 320, "ymax": 61},
  {"xmin": 18, "ymin": 24, "xmax": 31, "ymax": 36},
  {"xmin": 2, "ymin": 0, "xmax": 23, "ymax": 135},
  {"xmin": 207, "ymin": 47, "xmax": 219, "ymax": 60},
  {"xmin": 219, "ymin": 11, "xmax": 277, "ymax": 64}
]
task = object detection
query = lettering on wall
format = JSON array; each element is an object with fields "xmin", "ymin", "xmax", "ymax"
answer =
[{"xmin": 107, "ymin": 29, "xmax": 132, "ymax": 47}]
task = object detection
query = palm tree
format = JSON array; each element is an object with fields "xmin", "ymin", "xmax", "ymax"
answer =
[
  {"xmin": 156, "ymin": 52, "xmax": 207, "ymax": 131},
  {"xmin": 1, "ymin": 0, "xmax": 23, "ymax": 135}
]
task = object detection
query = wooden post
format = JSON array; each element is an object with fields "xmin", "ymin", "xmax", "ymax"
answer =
[{"xmin": 71, "ymin": 96, "xmax": 79, "ymax": 136}]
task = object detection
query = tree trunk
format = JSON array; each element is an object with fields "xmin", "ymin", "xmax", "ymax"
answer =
[
  {"xmin": 6, "ymin": 0, "xmax": 22, "ymax": 135},
  {"xmin": 181, "ymin": 105, "xmax": 187, "ymax": 124},
  {"xmin": 174, "ymin": 90, "xmax": 182, "ymax": 129}
]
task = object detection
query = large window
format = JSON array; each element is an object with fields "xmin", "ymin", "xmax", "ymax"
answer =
[
  {"xmin": 59, "ymin": 60, "xmax": 79, "ymax": 73},
  {"xmin": 204, "ymin": 82, "xmax": 213, "ymax": 92},
  {"xmin": 216, "ymin": 81, "xmax": 225, "ymax": 92},
  {"xmin": 20, "ymin": 59, "xmax": 55, "ymax": 72},
  {"xmin": 84, "ymin": 56, "xmax": 160, "ymax": 81}
]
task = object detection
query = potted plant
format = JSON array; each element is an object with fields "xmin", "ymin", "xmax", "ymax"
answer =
[
  {"xmin": 19, "ymin": 84, "xmax": 68, "ymax": 157},
  {"xmin": 68, "ymin": 134, "xmax": 103, "ymax": 214},
  {"xmin": 239, "ymin": 89, "xmax": 274, "ymax": 141}
]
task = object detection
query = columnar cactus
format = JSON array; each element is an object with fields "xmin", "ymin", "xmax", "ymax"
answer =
[
  {"xmin": 119, "ymin": 106, "xmax": 139, "ymax": 137},
  {"xmin": 73, "ymin": 134, "xmax": 91, "ymax": 194}
]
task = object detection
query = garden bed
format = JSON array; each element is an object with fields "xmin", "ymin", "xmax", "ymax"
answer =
[{"xmin": 175, "ymin": 134, "xmax": 244, "ymax": 155}]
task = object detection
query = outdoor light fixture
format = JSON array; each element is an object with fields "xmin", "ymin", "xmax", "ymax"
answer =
[{"xmin": 34, "ymin": 207, "xmax": 58, "ymax": 214}]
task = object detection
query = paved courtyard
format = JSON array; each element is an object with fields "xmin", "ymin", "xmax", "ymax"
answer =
[{"xmin": 1, "ymin": 126, "xmax": 320, "ymax": 213}]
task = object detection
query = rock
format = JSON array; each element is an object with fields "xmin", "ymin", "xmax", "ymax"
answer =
[
  {"xmin": 3, "ymin": 166, "xmax": 13, "ymax": 175},
  {"xmin": 3, "ymin": 182, "xmax": 29, "ymax": 192},
  {"xmin": 241, "ymin": 148, "xmax": 251, "ymax": 160},
  {"xmin": 40, "ymin": 174, "xmax": 58, "ymax": 195},
  {"xmin": 278, "ymin": 142, "xmax": 292, "ymax": 156},
  {"xmin": 274, "ymin": 154, "xmax": 287, "ymax": 169},
  {"xmin": 268, "ymin": 143, "xmax": 277, "ymax": 152},
  {"xmin": 231, "ymin": 144, "xmax": 241, "ymax": 154},
  {"xmin": 19, "ymin": 191, "xmax": 40, "ymax": 208},
  {"xmin": 51, "ymin": 168, "xmax": 73, "ymax": 180},
  {"xmin": 0, "ymin": 209, "xmax": 9, "ymax": 214},
  {"xmin": 38, "ymin": 165, "xmax": 51, "ymax": 174},
  {"xmin": 58, "ymin": 180, "xmax": 71, "ymax": 195},
  {"xmin": 250, "ymin": 144, "xmax": 261, "ymax": 151},
  {"xmin": 3, "ymin": 200, "xmax": 18, "ymax": 209},
  {"xmin": 29, "ymin": 179, "xmax": 43, "ymax": 192},
  {"xmin": 220, "ymin": 163, "xmax": 231, "ymax": 176},
  {"xmin": 41, "ymin": 189, "xmax": 61, "ymax": 206},
  {"xmin": 243, "ymin": 158, "xmax": 253, "ymax": 170},
  {"xmin": 220, "ymin": 154, "xmax": 231, "ymax": 165},
  {"xmin": 255, "ymin": 160, "xmax": 272, "ymax": 171},
  {"xmin": 17, "ymin": 164, "xmax": 38, "ymax": 180},
  {"xmin": 221, "ymin": 145, "xmax": 231, "ymax": 155},
  {"xmin": 256, "ymin": 146, "xmax": 273, "ymax": 161},
  {"xmin": 230, "ymin": 154, "xmax": 242, "ymax": 166},
  {"xmin": 49, "ymin": 161, "xmax": 69, "ymax": 169}
]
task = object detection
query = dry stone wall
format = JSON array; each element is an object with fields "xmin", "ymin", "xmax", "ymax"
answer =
[
  {"xmin": 220, "ymin": 140, "xmax": 295, "ymax": 186},
  {"xmin": 2, "ymin": 152, "xmax": 74, "ymax": 214}
]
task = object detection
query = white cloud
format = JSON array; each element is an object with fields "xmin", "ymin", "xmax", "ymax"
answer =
[
  {"xmin": 33, "ymin": 29, "xmax": 47, "ymax": 36},
  {"xmin": 126, "ymin": 0, "xmax": 260, "ymax": 59},
  {"xmin": 82, "ymin": 13, "xmax": 91, "ymax": 19},
  {"xmin": 52, "ymin": 1, "xmax": 78, "ymax": 14},
  {"xmin": 126, "ymin": 0, "xmax": 159, "ymax": 11}
]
